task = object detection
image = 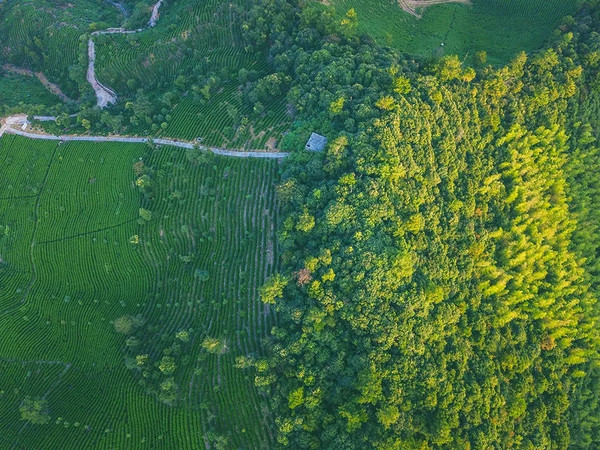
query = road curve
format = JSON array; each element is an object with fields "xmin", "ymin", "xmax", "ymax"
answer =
[
  {"xmin": 87, "ymin": 39, "xmax": 118, "ymax": 107},
  {"xmin": 88, "ymin": 0, "xmax": 165, "ymax": 107}
]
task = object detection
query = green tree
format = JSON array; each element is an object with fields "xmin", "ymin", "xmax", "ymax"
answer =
[
  {"xmin": 329, "ymin": 96, "xmax": 345, "ymax": 115},
  {"xmin": 375, "ymin": 96, "xmax": 395, "ymax": 110},
  {"xmin": 296, "ymin": 208, "xmax": 315, "ymax": 232},
  {"xmin": 19, "ymin": 397, "xmax": 50, "ymax": 424},
  {"xmin": 288, "ymin": 387, "xmax": 304, "ymax": 409},
  {"xmin": 340, "ymin": 8, "xmax": 358, "ymax": 33},
  {"xmin": 114, "ymin": 315, "xmax": 135, "ymax": 334},
  {"xmin": 259, "ymin": 274, "xmax": 288, "ymax": 304},
  {"xmin": 158, "ymin": 356, "xmax": 177, "ymax": 375},
  {"xmin": 139, "ymin": 208, "xmax": 152, "ymax": 221}
]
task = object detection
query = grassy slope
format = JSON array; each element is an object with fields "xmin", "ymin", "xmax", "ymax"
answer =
[
  {"xmin": 328, "ymin": 0, "xmax": 582, "ymax": 65},
  {"xmin": 0, "ymin": 135, "xmax": 278, "ymax": 448}
]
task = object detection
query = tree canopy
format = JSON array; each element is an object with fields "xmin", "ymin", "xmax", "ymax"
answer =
[{"xmin": 242, "ymin": 1, "xmax": 600, "ymax": 448}]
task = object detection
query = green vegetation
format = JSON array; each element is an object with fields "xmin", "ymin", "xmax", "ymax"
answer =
[
  {"xmin": 3, "ymin": 0, "xmax": 600, "ymax": 448},
  {"xmin": 20, "ymin": 397, "xmax": 51, "ymax": 425},
  {"xmin": 0, "ymin": 0, "xmax": 121, "ymax": 99},
  {"xmin": 0, "ymin": 135, "xmax": 279, "ymax": 447},
  {"xmin": 322, "ymin": 0, "xmax": 582, "ymax": 65},
  {"xmin": 234, "ymin": 0, "xmax": 600, "ymax": 447},
  {"xmin": 88, "ymin": 0, "xmax": 291, "ymax": 148},
  {"xmin": 0, "ymin": 72, "xmax": 63, "ymax": 114},
  {"xmin": 0, "ymin": 0, "xmax": 290, "ymax": 149}
]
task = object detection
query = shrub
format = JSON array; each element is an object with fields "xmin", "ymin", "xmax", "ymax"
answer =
[
  {"xmin": 19, "ymin": 397, "xmax": 50, "ymax": 424},
  {"xmin": 158, "ymin": 356, "xmax": 176, "ymax": 375},
  {"xmin": 139, "ymin": 208, "xmax": 152, "ymax": 221},
  {"xmin": 114, "ymin": 315, "xmax": 135, "ymax": 334}
]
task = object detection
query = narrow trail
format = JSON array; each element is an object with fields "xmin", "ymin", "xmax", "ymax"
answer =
[
  {"xmin": 0, "ymin": 115, "xmax": 289, "ymax": 159},
  {"xmin": 88, "ymin": 0, "xmax": 165, "ymax": 107},
  {"xmin": 0, "ymin": 357, "xmax": 71, "ymax": 367},
  {"xmin": 3, "ymin": 64, "xmax": 74, "ymax": 103},
  {"xmin": 8, "ymin": 359, "xmax": 73, "ymax": 442}
]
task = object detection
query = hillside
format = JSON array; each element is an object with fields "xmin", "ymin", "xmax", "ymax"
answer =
[
  {"xmin": 1, "ymin": 0, "xmax": 600, "ymax": 449},
  {"xmin": 321, "ymin": 0, "xmax": 582, "ymax": 65},
  {"xmin": 241, "ymin": 0, "xmax": 600, "ymax": 447},
  {"xmin": 0, "ymin": 0, "xmax": 291, "ymax": 150},
  {"xmin": 0, "ymin": 135, "xmax": 278, "ymax": 447}
]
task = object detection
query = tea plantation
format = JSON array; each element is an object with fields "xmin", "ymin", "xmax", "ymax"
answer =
[
  {"xmin": 92, "ymin": 0, "xmax": 291, "ymax": 149},
  {"xmin": 0, "ymin": 134, "xmax": 278, "ymax": 448},
  {"xmin": 325, "ymin": 0, "xmax": 583, "ymax": 65}
]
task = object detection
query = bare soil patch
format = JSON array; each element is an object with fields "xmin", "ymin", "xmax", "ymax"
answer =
[
  {"xmin": 398, "ymin": 0, "xmax": 471, "ymax": 18},
  {"xmin": 265, "ymin": 137, "xmax": 278, "ymax": 151},
  {"xmin": 3, "ymin": 64, "xmax": 73, "ymax": 102}
]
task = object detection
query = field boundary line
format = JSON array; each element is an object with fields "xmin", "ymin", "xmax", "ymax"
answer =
[
  {"xmin": 0, "ymin": 143, "xmax": 58, "ymax": 317},
  {"xmin": 36, "ymin": 219, "xmax": 138, "ymax": 245},
  {"xmin": 0, "ymin": 194, "xmax": 37, "ymax": 201},
  {"xmin": 0, "ymin": 357, "xmax": 71, "ymax": 367},
  {"xmin": 13, "ymin": 361, "xmax": 73, "ymax": 441},
  {"xmin": 0, "ymin": 358, "xmax": 73, "ymax": 444}
]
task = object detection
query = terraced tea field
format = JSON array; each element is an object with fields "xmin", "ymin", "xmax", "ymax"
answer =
[
  {"xmin": 94, "ymin": 0, "xmax": 291, "ymax": 149},
  {"xmin": 326, "ymin": 0, "xmax": 582, "ymax": 65},
  {"xmin": 94, "ymin": 0, "xmax": 247, "ymax": 95},
  {"xmin": 0, "ymin": 134, "xmax": 279, "ymax": 448},
  {"xmin": 163, "ymin": 89, "xmax": 290, "ymax": 150},
  {"xmin": 0, "ymin": 0, "xmax": 121, "ymax": 99}
]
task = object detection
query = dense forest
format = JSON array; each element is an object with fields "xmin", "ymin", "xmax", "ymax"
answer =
[{"xmin": 242, "ymin": 0, "xmax": 600, "ymax": 448}]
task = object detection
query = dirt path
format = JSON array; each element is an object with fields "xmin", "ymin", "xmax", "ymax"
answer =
[
  {"xmin": 149, "ymin": 0, "xmax": 165, "ymax": 27},
  {"xmin": 3, "ymin": 64, "xmax": 74, "ymax": 103},
  {"xmin": 398, "ymin": 0, "xmax": 471, "ymax": 18},
  {"xmin": 87, "ymin": 39, "xmax": 118, "ymax": 108},
  {"xmin": 88, "ymin": 0, "xmax": 164, "ymax": 107},
  {"xmin": 0, "ymin": 115, "xmax": 288, "ymax": 159},
  {"xmin": 105, "ymin": 0, "xmax": 128, "ymax": 16}
]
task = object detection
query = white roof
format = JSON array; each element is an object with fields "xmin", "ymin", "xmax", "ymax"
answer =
[{"xmin": 305, "ymin": 133, "xmax": 327, "ymax": 152}]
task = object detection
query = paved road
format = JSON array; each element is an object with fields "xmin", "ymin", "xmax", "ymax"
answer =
[{"xmin": 0, "ymin": 116, "xmax": 288, "ymax": 159}]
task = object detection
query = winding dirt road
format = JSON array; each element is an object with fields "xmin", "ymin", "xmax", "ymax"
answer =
[
  {"xmin": 88, "ymin": 0, "xmax": 165, "ymax": 107},
  {"xmin": 87, "ymin": 39, "xmax": 118, "ymax": 107}
]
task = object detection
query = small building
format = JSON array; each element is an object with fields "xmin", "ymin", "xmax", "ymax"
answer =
[{"xmin": 305, "ymin": 133, "xmax": 327, "ymax": 152}]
